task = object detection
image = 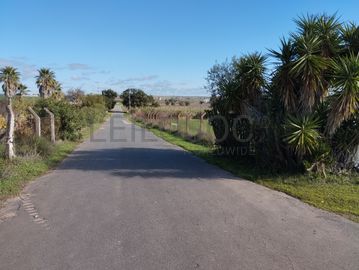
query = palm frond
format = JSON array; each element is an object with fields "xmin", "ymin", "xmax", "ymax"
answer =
[{"xmin": 326, "ymin": 54, "xmax": 359, "ymax": 134}]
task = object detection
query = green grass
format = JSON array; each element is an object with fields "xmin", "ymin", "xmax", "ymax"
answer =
[
  {"xmin": 142, "ymin": 123, "xmax": 359, "ymax": 223},
  {"xmin": 0, "ymin": 117, "xmax": 108, "ymax": 206},
  {"xmin": 177, "ymin": 118, "xmax": 214, "ymax": 137},
  {"xmin": 0, "ymin": 141, "xmax": 76, "ymax": 204}
]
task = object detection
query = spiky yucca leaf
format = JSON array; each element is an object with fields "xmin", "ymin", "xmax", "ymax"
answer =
[
  {"xmin": 327, "ymin": 54, "xmax": 359, "ymax": 135},
  {"xmin": 291, "ymin": 35, "xmax": 329, "ymax": 113},
  {"xmin": 284, "ymin": 115, "xmax": 321, "ymax": 157},
  {"xmin": 269, "ymin": 38, "xmax": 298, "ymax": 112}
]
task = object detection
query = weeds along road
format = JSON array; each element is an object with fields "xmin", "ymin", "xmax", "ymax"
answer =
[{"xmin": 0, "ymin": 111, "xmax": 358, "ymax": 270}]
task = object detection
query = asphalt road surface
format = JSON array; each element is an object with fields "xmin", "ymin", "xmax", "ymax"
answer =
[{"xmin": 0, "ymin": 112, "xmax": 358, "ymax": 270}]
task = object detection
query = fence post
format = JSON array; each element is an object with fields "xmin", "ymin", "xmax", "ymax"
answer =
[
  {"xmin": 185, "ymin": 114, "xmax": 189, "ymax": 135},
  {"xmin": 44, "ymin": 108, "xmax": 56, "ymax": 143},
  {"xmin": 177, "ymin": 113, "xmax": 181, "ymax": 133},
  {"xmin": 200, "ymin": 112, "xmax": 206, "ymax": 134},
  {"xmin": 28, "ymin": 107, "xmax": 41, "ymax": 138}
]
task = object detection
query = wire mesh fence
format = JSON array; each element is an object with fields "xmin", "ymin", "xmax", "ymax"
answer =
[{"xmin": 131, "ymin": 108, "xmax": 215, "ymax": 144}]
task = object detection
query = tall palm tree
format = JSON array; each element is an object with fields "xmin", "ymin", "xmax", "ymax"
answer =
[
  {"xmin": 326, "ymin": 54, "xmax": 359, "ymax": 135},
  {"xmin": 0, "ymin": 66, "xmax": 20, "ymax": 159},
  {"xmin": 290, "ymin": 34, "xmax": 329, "ymax": 113},
  {"xmin": 234, "ymin": 52, "xmax": 267, "ymax": 113},
  {"xmin": 269, "ymin": 38, "xmax": 298, "ymax": 113},
  {"xmin": 36, "ymin": 68, "xmax": 56, "ymax": 98}
]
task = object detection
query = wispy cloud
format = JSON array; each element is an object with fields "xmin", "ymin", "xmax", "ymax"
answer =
[
  {"xmin": 0, "ymin": 57, "xmax": 37, "ymax": 80},
  {"xmin": 67, "ymin": 63, "xmax": 92, "ymax": 70},
  {"xmin": 110, "ymin": 75, "xmax": 158, "ymax": 86},
  {"xmin": 70, "ymin": 75, "xmax": 90, "ymax": 81}
]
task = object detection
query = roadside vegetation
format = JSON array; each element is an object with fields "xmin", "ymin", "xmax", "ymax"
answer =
[
  {"xmin": 0, "ymin": 67, "xmax": 114, "ymax": 204},
  {"xmin": 126, "ymin": 13, "xmax": 359, "ymax": 222}
]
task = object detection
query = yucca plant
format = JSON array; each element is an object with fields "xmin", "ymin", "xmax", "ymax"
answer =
[
  {"xmin": 340, "ymin": 22, "xmax": 359, "ymax": 55},
  {"xmin": 326, "ymin": 53, "xmax": 359, "ymax": 135},
  {"xmin": 284, "ymin": 115, "xmax": 321, "ymax": 159},
  {"xmin": 316, "ymin": 14, "xmax": 342, "ymax": 57},
  {"xmin": 269, "ymin": 38, "xmax": 298, "ymax": 112},
  {"xmin": 290, "ymin": 34, "xmax": 329, "ymax": 113}
]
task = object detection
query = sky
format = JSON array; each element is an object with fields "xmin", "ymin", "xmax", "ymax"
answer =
[{"xmin": 1, "ymin": 0, "xmax": 358, "ymax": 96}]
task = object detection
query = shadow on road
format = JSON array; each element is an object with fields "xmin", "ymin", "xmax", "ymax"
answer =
[{"xmin": 58, "ymin": 147, "xmax": 235, "ymax": 180}]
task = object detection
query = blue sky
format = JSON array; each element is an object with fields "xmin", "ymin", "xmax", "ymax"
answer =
[{"xmin": 1, "ymin": 0, "xmax": 358, "ymax": 96}]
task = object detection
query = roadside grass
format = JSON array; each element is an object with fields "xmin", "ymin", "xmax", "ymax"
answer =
[
  {"xmin": 139, "ymin": 121, "xmax": 359, "ymax": 223},
  {"xmin": 0, "ymin": 119, "xmax": 107, "ymax": 206},
  {"xmin": 177, "ymin": 118, "xmax": 214, "ymax": 137}
]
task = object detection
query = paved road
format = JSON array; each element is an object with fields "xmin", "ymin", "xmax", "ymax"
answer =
[{"xmin": 0, "ymin": 113, "xmax": 358, "ymax": 270}]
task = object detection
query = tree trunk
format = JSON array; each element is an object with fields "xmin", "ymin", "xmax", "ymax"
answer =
[{"xmin": 5, "ymin": 97, "xmax": 16, "ymax": 160}]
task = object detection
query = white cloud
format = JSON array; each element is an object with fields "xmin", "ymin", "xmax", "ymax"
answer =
[{"xmin": 0, "ymin": 57, "xmax": 37, "ymax": 80}]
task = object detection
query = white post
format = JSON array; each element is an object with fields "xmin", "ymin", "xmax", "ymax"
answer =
[
  {"xmin": 28, "ymin": 107, "xmax": 41, "ymax": 138},
  {"xmin": 44, "ymin": 108, "xmax": 55, "ymax": 143}
]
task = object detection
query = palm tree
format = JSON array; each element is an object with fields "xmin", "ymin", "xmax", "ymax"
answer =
[
  {"xmin": 326, "ymin": 54, "xmax": 359, "ymax": 135},
  {"xmin": 290, "ymin": 34, "xmax": 329, "ymax": 113},
  {"xmin": 0, "ymin": 66, "xmax": 20, "ymax": 159},
  {"xmin": 316, "ymin": 14, "xmax": 341, "ymax": 58},
  {"xmin": 234, "ymin": 52, "xmax": 267, "ymax": 113},
  {"xmin": 293, "ymin": 14, "xmax": 318, "ymax": 37},
  {"xmin": 340, "ymin": 22, "xmax": 359, "ymax": 55},
  {"xmin": 52, "ymin": 81, "xmax": 64, "ymax": 100},
  {"xmin": 36, "ymin": 68, "xmax": 56, "ymax": 98},
  {"xmin": 269, "ymin": 38, "xmax": 298, "ymax": 113},
  {"xmin": 17, "ymin": 83, "xmax": 29, "ymax": 100}
]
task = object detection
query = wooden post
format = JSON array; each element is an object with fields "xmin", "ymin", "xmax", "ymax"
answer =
[
  {"xmin": 44, "ymin": 108, "xmax": 55, "ymax": 143},
  {"xmin": 185, "ymin": 114, "xmax": 189, "ymax": 135},
  {"xmin": 177, "ymin": 113, "xmax": 181, "ymax": 133},
  {"xmin": 28, "ymin": 107, "xmax": 41, "ymax": 138},
  {"xmin": 200, "ymin": 113, "xmax": 206, "ymax": 134}
]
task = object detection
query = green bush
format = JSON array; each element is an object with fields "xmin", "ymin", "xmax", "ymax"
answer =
[
  {"xmin": 79, "ymin": 105, "xmax": 107, "ymax": 126},
  {"xmin": 31, "ymin": 95, "xmax": 108, "ymax": 142},
  {"xmin": 102, "ymin": 89, "xmax": 117, "ymax": 110},
  {"xmin": 35, "ymin": 99, "xmax": 83, "ymax": 141}
]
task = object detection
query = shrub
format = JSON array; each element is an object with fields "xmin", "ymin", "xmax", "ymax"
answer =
[
  {"xmin": 102, "ymin": 89, "xmax": 117, "ymax": 110},
  {"xmin": 16, "ymin": 136, "xmax": 54, "ymax": 157},
  {"xmin": 35, "ymin": 99, "xmax": 83, "ymax": 141}
]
